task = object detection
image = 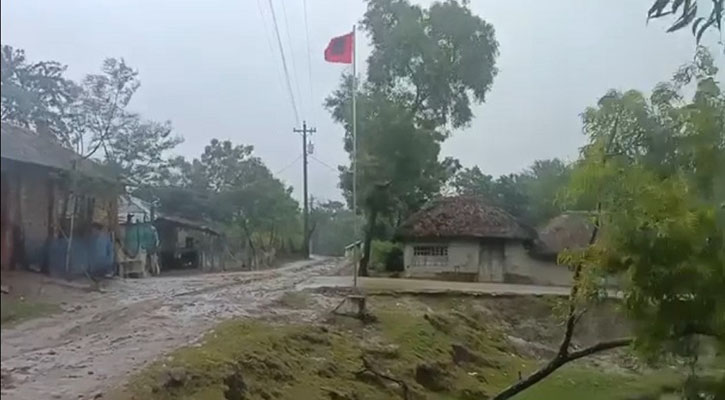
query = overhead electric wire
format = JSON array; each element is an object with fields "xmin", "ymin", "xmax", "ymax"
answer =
[
  {"xmin": 275, "ymin": 154, "xmax": 303, "ymax": 176},
  {"xmin": 256, "ymin": 0, "xmax": 289, "ymax": 101},
  {"xmin": 302, "ymin": 0, "xmax": 314, "ymax": 113},
  {"xmin": 266, "ymin": 0, "xmax": 301, "ymax": 124},
  {"xmin": 310, "ymin": 155, "xmax": 338, "ymax": 173},
  {"xmin": 279, "ymin": 0, "xmax": 304, "ymax": 112},
  {"xmin": 255, "ymin": 0, "xmax": 276, "ymax": 56}
]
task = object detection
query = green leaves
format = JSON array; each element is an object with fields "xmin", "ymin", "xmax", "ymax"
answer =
[
  {"xmin": 1, "ymin": 46, "xmax": 183, "ymax": 186},
  {"xmin": 362, "ymin": 0, "xmax": 498, "ymax": 128},
  {"xmin": 646, "ymin": 0, "xmax": 723, "ymax": 44},
  {"xmin": 450, "ymin": 159, "xmax": 573, "ymax": 226},
  {"xmin": 568, "ymin": 48, "xmax": 725, "ymax": 355},
  {"xmin": 1, "ymin": 45, "xmax": 80, "ymax": 141},
  {"xmin": 160, "ymin": 139, "xmax": 301, "ymax": 257},
  {"xmin": 73, "ymin": 57, "xmax": 182, "ymax": 184}
]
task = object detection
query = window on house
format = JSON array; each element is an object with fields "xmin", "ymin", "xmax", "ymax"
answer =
[{"xmin": 412, "ymin": 245, "xmax": 448, "ymax": 267}]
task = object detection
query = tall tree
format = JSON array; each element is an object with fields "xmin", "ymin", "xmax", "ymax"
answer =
[
  {"xmin": 71, "ymin": 58, "xmax": 182, "ymax": 184},
  {"xmin": 0, "ymin": 45, "xmax": 79, "ymax": 141},
  {"xmin": 493, "ymin": 47, "xmax": 725, "ymax": 400},
  {"xmin": 326, "ymin": 0, "xmax": 498, "ymax": 275},
  {"xmin": 1, "ymin": 47, "xmax": 182, "ymax": 185}
]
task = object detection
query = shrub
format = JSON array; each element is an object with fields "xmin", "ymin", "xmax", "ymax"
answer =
[{"xmin": 371, "ymin": 240, "xmax": 404, "ymax": 272}]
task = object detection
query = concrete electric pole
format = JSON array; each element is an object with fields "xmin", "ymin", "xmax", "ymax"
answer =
[{"xmin": 293, "ymin": 121, "xmax": 316, "ymax": 258}]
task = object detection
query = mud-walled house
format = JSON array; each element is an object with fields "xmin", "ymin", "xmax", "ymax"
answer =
[{"xmin": 1, "ymin": 123, "xmax": 122, "ymax": 277}]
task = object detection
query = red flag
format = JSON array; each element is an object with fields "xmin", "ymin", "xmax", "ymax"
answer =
[{"xmin": 324, "ymin": 32, "xmax": 354, "ymax": 64}]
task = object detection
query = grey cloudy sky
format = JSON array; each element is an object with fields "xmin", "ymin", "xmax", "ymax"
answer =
[{"xmin": 2, "ymin": 0, "xmax": 722, "ymax": 204}]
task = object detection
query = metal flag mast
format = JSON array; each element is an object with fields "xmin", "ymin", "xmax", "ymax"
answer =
[{"xmin": 351, "ymin": 24, "xmax": 358, "ymax": 288}]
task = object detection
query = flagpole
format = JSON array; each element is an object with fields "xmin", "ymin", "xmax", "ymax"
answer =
[{"xmin": 351, "ymin": 24, "xmax": 358, "ymax": 289}]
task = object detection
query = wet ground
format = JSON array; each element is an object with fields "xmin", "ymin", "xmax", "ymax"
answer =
[
  {"xmin": 302, "ymin": 275, "xmax": 574, "ymax": 296},
  {"xmin": 1, "ymin": 260, "xmax": 588, "ymax": 400},
  {"xmin": 0, "ymin": 258, "xmax": 340, "ymax": 400}
]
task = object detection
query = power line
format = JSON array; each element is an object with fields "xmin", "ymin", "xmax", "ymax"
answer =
[
  {"xmin": 275, "ymin": 154, "xmax": 302, "ymax": 175},
  {"xmin": 302, "ymin": 0, "xmax": 314, "ymax": 113},
  {"xmin": 255, "ymin": 0, "xmax": 276, "ymax": 55},
  {"xmin": 266, "ymin": 0, "xmax": 300, "ymax": 124},
  {"xmin": 256, "ymin": 0, "xmax": 288, "ymax": 102},
  {"xmin": 309, "ymin": 155, "xmax": 338, "ymax": 173},
  {"xmin": 280, "ymin": 0, "xmax": 304, "ymax": 111}
]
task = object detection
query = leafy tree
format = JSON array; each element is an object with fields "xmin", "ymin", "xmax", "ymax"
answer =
[
  {"xmin": 326, "ymin": 0, "xmax": 498, "ymax": 275},
  {"xmin": 524, "ymin": 159, "xmax": 575, "ymax": 223},
  {"xmin": 156, "ymin": 139, "xmax": 301, "ymax": 267},
  {"xmin": 449, "ymin": 159, "xmax": 574, "ymax": 226},
  {"xmin": 71, "ymin": 58, "xmax": 182, "ymax": 184},
  {"xmin": 309, "ymin": 200, "xmax": 360, "ymax": 256},
  {"xmin": 0, "ymin": 45, "xmax": 79, "ymax": 142},
  {"xmin": 363, "ymin": 0, "xmax": 498, "ymax": 128},
  {"xmin": 493, "ymin": 48, "xmax": 725, "ymax": 400},
  {"xmin": 1, "ymin": 47, "xmax": 182, "ymax": 185}
]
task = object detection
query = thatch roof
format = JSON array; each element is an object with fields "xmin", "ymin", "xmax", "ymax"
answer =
[
  {"xmin": 1, "ymin": 123, "xmax": 117, "ymax": 182},
  {"xmin": 398, "ymin": 196, "xmax": 533, "ymax": 241},
  {"xmin": 534, "ymin": 212, "xmax": 595, "ymax": 256}
]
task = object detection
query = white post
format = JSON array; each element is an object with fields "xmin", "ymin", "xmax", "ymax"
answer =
[{"xmin": 351, "ymin": 24, "xmax": 358, "ymax": 289}]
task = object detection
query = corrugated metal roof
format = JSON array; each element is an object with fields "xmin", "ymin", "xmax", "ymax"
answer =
[
  {"xmin": 1, "ymin": 123, "xmax": 118, "ymax": 182},
  {"xmin": 119, "ymin": 195, "xmax": 153, "ymax": 223},
  {"xmin": 156, "ymin": 214, "xmax": 220, "ymax": 236}
]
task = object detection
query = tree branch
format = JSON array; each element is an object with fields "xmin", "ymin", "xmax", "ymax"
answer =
[
  {"xmin": 407, "ymin": 64, "xmax": 425, "ymax": 116},
  {"xmin": 567, "ymin": 338, "xmax": 633, "ymax": 362},
  {"xmin": 493, "ymin": 112, "xmax": 624, "ymax": 400},
  {"xmin": 83, "ymin": 85, "xmax": 122, "ymax": 159},
  {"xmin": 492, "ymin": 338, "xmax": 633, "ymax": 400},
  {"xmin": 358, "ymin": 357, "xmax": 410, "ymax": 400}
]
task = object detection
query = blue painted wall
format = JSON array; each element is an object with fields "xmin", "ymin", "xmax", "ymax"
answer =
[{"xmin": 47, "ymin": 232, "xmax": 114, "ymax": 278}]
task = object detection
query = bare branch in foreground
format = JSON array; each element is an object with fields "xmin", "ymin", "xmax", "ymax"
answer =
[
  {"xmin": 491, "ymin": 338, "xmax": 633, "ymax": 400},
  {"xmin": 359, "ymin": 357, "xmax": 411, "ymax": 400}
]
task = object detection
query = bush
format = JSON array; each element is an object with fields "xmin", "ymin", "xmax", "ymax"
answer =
[
  {"xmin": 384, "ymin": 246, "xmax": 404, "ymax": 272},
  {"xmin": 370, "ymin": 240, "xmax": 404, "ymax": 272}
]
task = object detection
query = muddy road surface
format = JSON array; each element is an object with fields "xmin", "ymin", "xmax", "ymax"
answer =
[{"xmin": 1, "ymin": 258, "xmax": 341, "ymax": 400}]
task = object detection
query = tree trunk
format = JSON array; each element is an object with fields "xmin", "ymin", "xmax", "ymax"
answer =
[
  {"xmin": 241, "ymin": 221, "xmax": 256, "ymax": 270},
  {"xmin": 359, "ymin": 208, "xmax": 377, "ymax": 277}
]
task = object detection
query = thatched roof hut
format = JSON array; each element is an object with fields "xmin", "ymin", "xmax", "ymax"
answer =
[
  {"xmin": 534, "ymin": 212, "xmax": 595, "ymax": 258},
  {"xmin": 398, "ymin": 196, "xmax": 534, "ymax": 241}
]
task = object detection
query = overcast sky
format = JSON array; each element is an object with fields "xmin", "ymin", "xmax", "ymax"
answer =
[{"xmin": 2, "ymin": 0, "xmax": 723, "ymax": 203}]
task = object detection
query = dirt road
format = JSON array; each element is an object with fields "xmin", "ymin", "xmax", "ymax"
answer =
[{"xmin": 0, "ymin": 258, "xmax": 340, "ymax": 400}]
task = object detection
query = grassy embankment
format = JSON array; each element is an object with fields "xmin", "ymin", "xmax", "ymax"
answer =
[{"xmin": 117, "ymin": 295, "xmax": 716, "ymax": 400}]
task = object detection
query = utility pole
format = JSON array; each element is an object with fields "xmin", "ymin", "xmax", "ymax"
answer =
[{"xmin": 293, "ymin": 121, "xmax": 316, "ymax": 258}]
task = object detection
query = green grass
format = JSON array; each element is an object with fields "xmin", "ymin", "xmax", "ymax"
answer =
[
  {"xmin": 0, "ymin": 297, "xmax": 59, "ymax": 327},
  {"xmin": 115, "ymin": 296, "xmax": 693, "ymax": 400},
  {"xmin": 515, "ymin": 366, "xmax": 682, "ymax": 400}
]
